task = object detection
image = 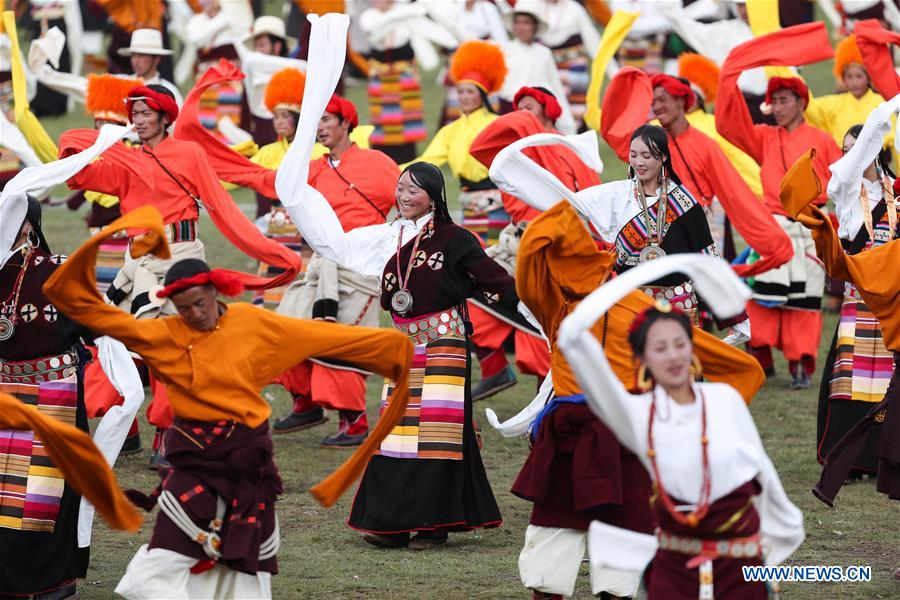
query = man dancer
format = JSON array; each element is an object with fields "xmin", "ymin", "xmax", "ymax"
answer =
[
  {"xmin": 716, "ymin": 23, "xmax": 842, "ymax": 387},
  {"xmin": 59, "ymin": 84, "xmax": 300, "ymax": 464}
]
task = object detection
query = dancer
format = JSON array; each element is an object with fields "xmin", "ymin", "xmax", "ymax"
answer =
[
  {"xmin": 0, "ymin": 197, "xmax": 92, "ymax": 599},
  {"xmin": 600, "ymin": 67, "xmax": 790, "ymax": 278},
  {"xmin": 58, "ymin": 83, "xmax": 300, "ymax": 466},
  {"xmin": 464, "ymin": 104, "xmax": 600, "ymax": 400},
  {"xmin": 493, "ymin": 124, "xmax": 746, "ymax": 336},
  {"xmin": 805, "ymin": 35, "xmax": 888, "ymax": 147},
  {"xmin": 508, "ymin": 195, "xmax": 767, "ymax": 599},
  {"xmin": 717, "ymin": 23, "xmax": 842, "ymax": 386},
  {"xmin": 818, "ymin": 99, "xmax": 900, "ymax": 475},
  {"xmin": 558, "ymin": 254, "xmax": 804, "ymax": 599},
  {"xmin": 44, "ymin": 205, "xmax": 412, "ymax": 599},
  {"xmin": 782, "ymin": 150, "xmax": 900, "ymax": 550},
  {"xmin": 274, "ymin": 33, "xmax": 514, "ymax": 547}
]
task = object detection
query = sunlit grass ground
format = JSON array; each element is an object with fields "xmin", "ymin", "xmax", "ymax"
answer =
[{"xmin": 22, "ymin": 17, "xmax": 900, "ymax": 599}]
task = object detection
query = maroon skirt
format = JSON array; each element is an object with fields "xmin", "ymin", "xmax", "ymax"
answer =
[{"xmin": 647, "ymin": 481, "xmax": 766, "ymax": 600}]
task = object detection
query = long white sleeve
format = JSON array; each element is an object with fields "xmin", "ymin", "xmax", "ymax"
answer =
[
  {"xmin": 77, "ymin": 336, "xmax": 144, "ymax": 547},
  {"xmin": 233, "ymin": 42, "xmax": 307, "ymax": 118},
  {"xmin": 33, "ymin": 63, "xmax": 87, "ymax": 104},
  {"xmin": 489, "ymin": 130, "xmax": 603, "ymax": 211},
  {"xmin": 827, "ymin": 94, "xmax": 900, "ymax": 240}
]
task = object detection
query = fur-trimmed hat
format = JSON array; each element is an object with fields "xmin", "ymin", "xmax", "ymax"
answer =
[
  {"xmin": 449, "ymin": 40, "xmax": 507, "ymax": 94},
  {"xmin": 265, "ymin": 67, "xmax": 306, "ymax": 114},
  {"xmin": 86, "ymin": 74, "xmax": 142, "ymax": 123},
  {"xmin": 833, "ymin": 34, "xmax": 866, "ymax": 80},
  {"xmin": 678, "ymin": 52, "xmax": 720, "ymax": 105}
]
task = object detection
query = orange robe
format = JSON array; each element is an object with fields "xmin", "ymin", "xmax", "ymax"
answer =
[
  {"xmin": 855, "ymin": 19, "xmax": 900, "ymax": 100},
  {"xmin": 600, "ymin": 66, "xmax": 792, "ymax": 278},
  {"xmin": 518, "ymin": 200, "xmax": 764, "ymax": 403},
  {"xmin": 43, "ymin": 206, "xmax": 414, "ymax": 505}
]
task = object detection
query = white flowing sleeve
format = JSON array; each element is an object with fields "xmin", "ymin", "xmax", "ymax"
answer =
[
  {"xmin": 77, "ymin": 336, "xmax": 144, "ymax": 547},
  {"xmin": 489, "ymin": 130, "xmax": 603, "ymax": 212},
  {"xmin": 558, "ymin": 254, "xmax": 752, "ymax": 454},
  {"xmin": 827, "ymin": 94, "xmax": 900, "ymax": 240},
  {"xmin": 275, "ymin": 13, "xmax": 394, "ymax": 278},
  {"xmin": 233, "ymin": 42, "xmax": 307, "ymax": 119}
]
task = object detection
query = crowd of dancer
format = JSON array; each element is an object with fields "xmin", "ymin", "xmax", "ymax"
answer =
[{"xmin": 2, "ymin": 1, "xmax": 900, "ymax": 599}]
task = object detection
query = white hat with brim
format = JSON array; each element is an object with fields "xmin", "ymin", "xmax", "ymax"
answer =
[
  {"xmin": 117, "ymin": 28, "xmax": 172, "ymax": 57},
  {"xmin": 503, "ymin": 6, "xmax": 548, "ymax": 38},
  {"xmin": 243, "ymin": 16, "xmax": 298, "ymax": 51}
]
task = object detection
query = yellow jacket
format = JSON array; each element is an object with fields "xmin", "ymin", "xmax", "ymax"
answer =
[
  {"xmin": 805, "ymin": 88, "xmax": 891, "ymax": 147},
  {"xmin": 414, "ymin": 107, "xmax": 496, "ymax": 182},
  {"xmin": 686, "ymin": 110, "xmax": 763, "ymax": 197}
]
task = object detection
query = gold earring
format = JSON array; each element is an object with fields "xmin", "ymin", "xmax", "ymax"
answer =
[
  {"xmin": 689, "ymin": 354, "xmax": 703, "ymax": 380},
  {"xmin": 636, "ymin": 364, "xmax": 654, "ymax": 392}
]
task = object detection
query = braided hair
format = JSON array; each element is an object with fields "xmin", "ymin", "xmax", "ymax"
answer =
[{"xmin": 401, "ymin": 162, "xmax": 454, "ymax": 224}]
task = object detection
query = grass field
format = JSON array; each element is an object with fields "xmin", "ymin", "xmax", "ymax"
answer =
[{"xmin": 20, "ymin": 21, "xmax": 900, "ymax": 600}]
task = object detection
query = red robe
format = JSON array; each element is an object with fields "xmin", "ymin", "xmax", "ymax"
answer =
[
  {"xmin": 58, "ymin": 132, "xmax": 300, "ymax": 291},
  {"xmin": 600, "ymin": 66, "xmax": 793, "ymax": 278},
  {"xmin": 715, "ymin": 23, "xmax": 841, "ymax": 216}
]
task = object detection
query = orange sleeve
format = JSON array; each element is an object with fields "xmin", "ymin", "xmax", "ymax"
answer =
[
  {"xmin": 58, "ymin": 130, "xmax": 136, "ymax": 196},
  {"xmin": 516, "ymin": 200, "xmax": 615, "ymax": 337},
  {"xmin": 0, "ymin": 393, "xmax": 141, "ymax": 533},
  {"xmin": 692, "ymin": 130, "xmax": 792, "ymax": 277},
  {"xmin": 266, "ymin": 315, "xmax": 413, "ymax": 507},
  {"xmin": 173, "ymin": 59, "xmax": 278, "ymax": 197},
  {"xmin": 42, "ymin": 206, "xmax": 172, "ymax": 356},
  {"xmin": 600, "ymin": 66, "xmax": 652, "ymax": 162}
]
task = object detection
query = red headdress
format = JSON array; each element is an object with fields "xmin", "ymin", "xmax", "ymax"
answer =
[
  {"xmin": 87, "ymin": 74, "xmax": 142, "ymax": 123},
  {"xmin": 449, "ymin": 40, "xmax": 507, "ymax": 94},
  {"xmin": 833, "ymin": 34, "xmax": 865, "ymax": 80},
  {"xmin": 155, "ymin": 269, "xmax": 245, "ymax": 299},
  {"xmin": 264, "ymin": 67, "xmax": 306, "ymax": 113},
  {"xmin": 677, "ymin": 53, "xmax": 719, "ymax": 104},
  {"xmin": 513, "ymin": 86, "xmax": 562, "ymax": 121},
  {"xmin": 126, "ymin": 85, "xmax": 179, "ymax": 123},
  {"xmin": 325, "ymin": 94, "xmax": 358, "ymax": 130},
  {"xmin": 765, "ymin": 76, "xmax": 810, "ymax": 106},
  {"xmin": 650, "ymin": 74, "xmax": 696, "ymax": 111}
]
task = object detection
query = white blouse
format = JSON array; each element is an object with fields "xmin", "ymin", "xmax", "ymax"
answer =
[
  {"xmin": 827, "ymin": 95, "xmax": 900, "ymax": 241},
  {"xmin": 557, "ymin": 253, "xmax": 804, "ymax": 567}
]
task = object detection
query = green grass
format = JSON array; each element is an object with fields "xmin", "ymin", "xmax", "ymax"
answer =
[{"xmin": 23, "ymin": 24, "xmax": 900, "ymax": 600}]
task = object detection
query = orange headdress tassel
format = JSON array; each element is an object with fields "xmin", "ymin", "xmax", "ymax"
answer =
[
  {"xmin": 86, "ymin": 74, "xmax": 143, "ymax": 123},
  {"xmin": 264, "ymin": 67, "xmax": 306, "ymax": 114},
  {"xmin": 449, "ymin": 40, "xmax": 507, "ymax": 94}
]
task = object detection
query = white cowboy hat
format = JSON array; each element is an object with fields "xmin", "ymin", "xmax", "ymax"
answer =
[
  {"xmin": 243, "ymin": 16, "xmax": 298, "ymax": 50},
  {"xmin": 117, "ymin": 28, "xmax": 172, "ymax": 57},
  {"xmin": 503, "ymin": 4, "xmax": 548, "ymax": 38}
]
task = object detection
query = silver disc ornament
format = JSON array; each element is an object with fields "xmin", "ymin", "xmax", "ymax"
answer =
[
  {"xmin": 639, "ymin": 244, "xmax": 667, "ymax": 264},
  {"xmin": 391, "ymin": 289, "xmax": 414, "ymax": 314}
]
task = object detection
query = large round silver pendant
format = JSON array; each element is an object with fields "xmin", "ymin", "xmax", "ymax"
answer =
[
  {"xmin": 391, "ymin": 289, "xmax": 414, "ymax": 314},
  {"xmin": 639, "ymin": 245, "xmax": 667, "ymax": 264},
  {"xmin": 0, "ymin": 317, "xmax": 14, "ymax": 342}
]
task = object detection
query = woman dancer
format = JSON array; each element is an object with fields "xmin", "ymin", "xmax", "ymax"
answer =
[
  {"xmin": 818, "ymin": 98, "xmax": 900, "ymax": 476},
  {"xmin": 557, "ymin": 254, "xmax": 805, "ymax": 599}
]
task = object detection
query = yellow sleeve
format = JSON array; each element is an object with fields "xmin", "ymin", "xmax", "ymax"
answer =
[
  {"xmin": 3, "ymin": 11, "xmax": 58, "ymax": 163},
  {"xmin": 803, "ymin": 93, "xmax": 834, "ymax": 137},
  {"xmin": 84, "ymin": 190, "xmax": 121, "ymax": 209},
  {"xmin": 583, "ymin": 10, "xmax": 639, "ymax": 132}
]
